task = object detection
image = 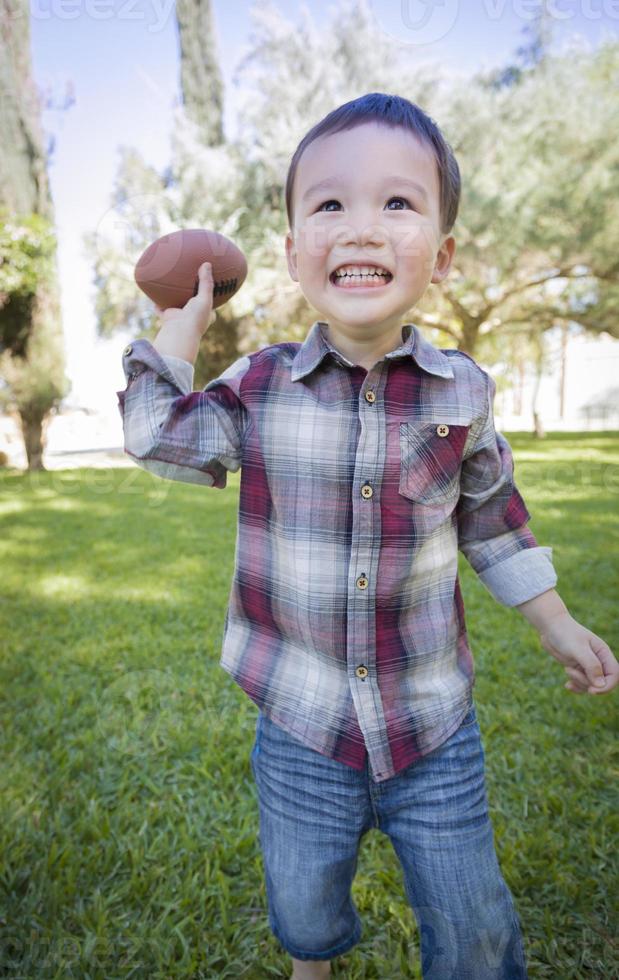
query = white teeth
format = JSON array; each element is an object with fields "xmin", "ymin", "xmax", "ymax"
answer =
[{"xmin": 333, "ymin": 264, "xmax": 391, "ymax": 278}]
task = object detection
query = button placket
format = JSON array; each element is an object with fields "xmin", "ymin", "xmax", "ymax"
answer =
[{"xmin": 348, "ymin": 372, "xmax": 389, "ymax": 777}]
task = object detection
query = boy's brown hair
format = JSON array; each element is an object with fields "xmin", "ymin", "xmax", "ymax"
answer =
[{"xmin": 285, "ymin": 92, "xmax": 461, "ymax": 238}]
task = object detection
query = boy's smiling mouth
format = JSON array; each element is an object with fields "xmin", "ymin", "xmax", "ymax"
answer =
[{"xmin": 329, "ymin": 262, "xmax": 393, "ymax": 289}]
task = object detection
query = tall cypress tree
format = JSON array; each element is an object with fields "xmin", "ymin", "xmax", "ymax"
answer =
[
  {"xmin": 0, "ymin": 0, "xmax": 69, "ymax": 470},
  {"xmin": 175, "ymin": 0, "xmax": 225, "ymax": 143}
]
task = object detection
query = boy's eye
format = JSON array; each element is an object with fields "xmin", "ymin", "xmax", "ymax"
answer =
[
  {"xmin": 386, "ymin": 196, "xmax": 414, "ymax": 210},
  {"xmin": 317, "ymin": 200, "xmax": 342, "ymax": 212},
  {"xmin": 317, "ymin": 196, "xmax": 415, "ymax": 212}
]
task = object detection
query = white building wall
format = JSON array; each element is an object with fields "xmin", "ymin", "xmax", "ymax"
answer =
[{"xmin": 493, "ymin": 330, "xmax": 619, "ymax": 432}]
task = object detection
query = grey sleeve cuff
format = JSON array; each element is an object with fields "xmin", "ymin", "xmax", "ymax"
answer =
[
  {"xmin": 158, "ymin": 354, "xmax": 195, "ymax": 394},
  {"xmin": 478, "ymin": 546, "xmax": 558, "ymax": 607},
  {"xmin": 131, "ymin": 456, "xmax": 216, "ymax": 486}
]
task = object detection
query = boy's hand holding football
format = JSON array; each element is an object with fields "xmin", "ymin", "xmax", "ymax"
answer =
[{"xmin": 153, "ymin": 262, "xmax": 216, "ymax": 362}]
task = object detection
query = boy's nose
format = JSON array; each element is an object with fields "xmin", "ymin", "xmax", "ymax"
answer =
[{"xmin": 333, "ymin": 220, "xmax": 389, "ymax": 249}]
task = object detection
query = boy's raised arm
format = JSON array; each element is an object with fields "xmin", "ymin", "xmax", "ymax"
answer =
[{"xmin": 116, "ymin": 262, "xmax": 250, "ymax": 488}]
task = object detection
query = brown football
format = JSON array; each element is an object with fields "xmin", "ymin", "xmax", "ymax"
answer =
[{"xmin": 134, "ymin": 228, "xmax": 248, "ymax": 311}]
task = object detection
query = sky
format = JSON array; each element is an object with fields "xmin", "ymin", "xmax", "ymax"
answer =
[{"xmin": 27, "ymin": 0, "xmax": 619, "ymax": 416}]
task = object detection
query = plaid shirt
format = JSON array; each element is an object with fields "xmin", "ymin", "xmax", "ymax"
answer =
[{"xmin": 116, "ymin": 320, "xmax": 557, "ymax": 782}]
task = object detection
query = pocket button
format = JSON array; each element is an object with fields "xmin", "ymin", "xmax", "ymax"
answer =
[{"xmin": 436, "ymin": 424, "xmax": 449, "ymax": 437}]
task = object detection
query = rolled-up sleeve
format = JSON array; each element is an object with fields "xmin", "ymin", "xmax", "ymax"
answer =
[
  {"xmin": 159, "ymin": 352, "xmax": 195, "ymax": 394},
  {"xmin": 116, "ymin": 338, "xmax": 251, "ymax": 487},
  {"xmin": 456, "ymin": 371, "xmax": 558, "ymax": 606}
]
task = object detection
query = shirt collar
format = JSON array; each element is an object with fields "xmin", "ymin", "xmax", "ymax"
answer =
[{"xmin": 291, "ymin": 321, "xmax": 455, "ymax": 382}]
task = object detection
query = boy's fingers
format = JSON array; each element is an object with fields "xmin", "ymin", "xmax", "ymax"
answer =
[
  {"xmin": 585, "ymin": 634, "xmax": 618, "ymax": 689},
  {"xmin": 564, "ymin": 661, "xmax": 609, "ymax": 694},
  {"xmin": 567, "ymin": 643, "xmax": 606, "ymax": 688},
  {"xmin": 564, "ymin": 666, "xmax": 589, "ymax": 689},
  {"xmin": 564, "ymin": 681, "xmax": 583, "ymax": 694},
  {"xmin": 589, "ymin": 634, "xmax": 618, "ymax": 677},
  {"xmin": 199, "ymin": 261, "xmax": 213, "ymax": 286}
]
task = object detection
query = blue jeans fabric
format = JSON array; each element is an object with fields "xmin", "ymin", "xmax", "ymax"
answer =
[{"xmin": 250, "ymin": 702, "xmax": 529, "ymax": 979}]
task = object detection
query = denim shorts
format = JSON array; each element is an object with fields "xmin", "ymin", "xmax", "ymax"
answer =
[{"xmin": 250, "ymin": 702, "xmax": 529, "ymax": 979}]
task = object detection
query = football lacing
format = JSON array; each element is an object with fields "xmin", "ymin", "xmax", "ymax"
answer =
[{"xmin": 192, "ymin": 277, "xmax": 238, "ymax": 298}]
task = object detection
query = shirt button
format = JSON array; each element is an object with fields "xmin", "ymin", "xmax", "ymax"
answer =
[
  {"xmin": 364, "ymin": 390, "xmax": 376, "ymax": 404},
  {"xmin": 361, "ymin": 484, "xmax": 373, "ymax": 499},
  {"xmin": 437, "ymin": 424, "xmax": 449, "ymax": 437},
  {"xmin": 355, "ymin": 665, "xmax": 368, "ymax": 680},
  {"xmin": 356, "ymin": 574, "xmax": 369, "ymax": 590},
  {"xmin": 123, "ymin": 345, "xmax": 133, "ymax": 356}
]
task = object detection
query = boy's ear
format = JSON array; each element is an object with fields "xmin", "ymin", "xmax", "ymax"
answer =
[
  {"xmin": 431, "ymin": 235, "xmax": 456, "ymax": 284},
  {"xmin": 285, "ymin": 231, "xmax": 299, "ymax": 282}
]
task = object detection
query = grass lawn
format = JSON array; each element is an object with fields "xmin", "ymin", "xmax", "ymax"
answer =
[{"xmin": 0, "ymin": 431, "xmax": 617, "ymax": 979}]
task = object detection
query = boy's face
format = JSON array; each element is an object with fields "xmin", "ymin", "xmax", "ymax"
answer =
[{"xmin": 285, "ymin": 121, "xmax": 455, "ymax": 341}]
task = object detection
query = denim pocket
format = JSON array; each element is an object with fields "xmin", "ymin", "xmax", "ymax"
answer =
[
  {"xmin": 399, "ymin": 421, "xmax": 470, "ymax": 506},
  {"xmin": 459, "ymin": 703, "xmax": 478, "ymax": 728}
]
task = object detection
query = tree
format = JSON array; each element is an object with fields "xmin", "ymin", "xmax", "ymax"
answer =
[
  {"xmin": 0, "ymin": 0, "xmax": 70, "ymax": 469},
  {"xmin": 92, "ymin": 0, "xmax": 619, "ymax": 437},
  {"xmin": 483, "ymin": 10, "xmax": 555, "ymax": 89},
  {"xmin": 418, "ymin": 30, "xmax": 619, "ymax": 357},
  {"xmin": 175, "ymin": 0, "xmax": 225, "ymax": 140},
  {"xmin": 220, "ymin": 0, "xmax": 619, "ymax": 360},
  {"xmin": 88, "ymin": 0, "xmax": 253, "ymax": 387},
  {"xmin": 89, "ymin": 0, "xmax": 443, "ymax": 373}
]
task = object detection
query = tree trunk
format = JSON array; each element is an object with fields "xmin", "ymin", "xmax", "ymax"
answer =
[
  {"xmin": 531, "ymin": 329, "xmax": 546, "ymax": 439},
  {"xmin": 515, "ymin": 359, "xmax": 525, "ymax": 416},
  {"xmin": 533, "ymin": 409, "xmax": 545, "ymax": 439},
  {"xmin": 196, "ymin": 308, "xmax": 241, "ymax": 387},
  {"xmin": 19, "ymin": 408, "xmax": 46, "ymax": 470},
  {"xmin": 559, "ymin": 322, "xmax": 568, "ymax": 419},
  {"xmin": 0, "ymin": 0, "xmax": 68, "ymax": 471},
  {"xmin": 0, "ymin": 0, "xmax": 52, "ymax": 219},
  {"xmin": 458, "ymin": 320, "xmax": 479, "ymax": 357}
]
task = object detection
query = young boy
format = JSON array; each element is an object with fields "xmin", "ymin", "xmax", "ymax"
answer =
[{"xmin": 116, "ymin": 93, "xmax": 617, "ymax": 979}]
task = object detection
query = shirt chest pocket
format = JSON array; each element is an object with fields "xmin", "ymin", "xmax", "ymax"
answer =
[{"xmin": 399, "ymin": 422, "xmax": 471, "ymax": 506}]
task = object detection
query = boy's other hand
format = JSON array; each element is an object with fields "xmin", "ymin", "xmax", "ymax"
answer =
[
  {"xmin": 538, "ymin": 613, "xmax": 618, "ymax": 695},
  {"xmin": 155, "ymin": 261, "xmax": 216, "ymax": 337}
]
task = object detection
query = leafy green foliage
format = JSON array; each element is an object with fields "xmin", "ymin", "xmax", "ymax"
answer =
[
  {"xmin": 0, "ymin": 209, "xmax": 57, "ymax": 357},
  {"xmin": 90, "ymin": 5, "xmax": 619, "ymax": 383}
]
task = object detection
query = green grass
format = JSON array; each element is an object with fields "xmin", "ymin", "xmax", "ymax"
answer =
[{"xmin": 1, "ymin": 431, "xmax": 617, "ymax": 979}]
